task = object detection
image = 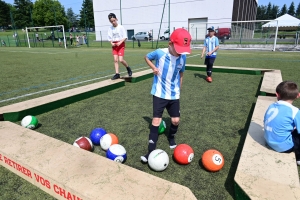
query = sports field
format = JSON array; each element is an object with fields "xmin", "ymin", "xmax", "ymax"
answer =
[{"xmin": 0, "ymin": 46, "xmax": 300, "ymax": 199}]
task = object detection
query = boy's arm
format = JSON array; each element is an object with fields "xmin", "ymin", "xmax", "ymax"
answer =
[
  {"xmin": 201, "ymin": 47, "xmax": 206, "ymax": 59},
  {"xmin": 117, "ymin": 26, "xmax": 128, "ymax": 46},
  {"xmin": 180, "ymin": 72, "xmax": 183, "ymax": 89},
  {"xmin": 107, "ymin": 28, "xmax": 115, "ymax": 46},
  {"xmin": 207, "ymin": 46, "xmax": 219, "ymax": 56},
  {"xmin": 145, "ymin": 56, "xmax": 159, "ymax": 75},
  {"xmin": 117, "ymin": 37, "xmax": 127, "ymax": 46},
  {"xmin": 294, "ymin": 111, "xmax": 300, "ymax": 133},
  {"xmin": 201, "ymin": 40, "xmax": 207, "ymax": 59},
  {"xmin": 179, "ymin": 56, "xmax": 186, "ymax": 88}
]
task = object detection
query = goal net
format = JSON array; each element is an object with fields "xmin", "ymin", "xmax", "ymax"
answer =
[
  {"xmin": 189, "ymin": 20, "xmax": 282, "ymax": 51},
  {"xmin": 25, "ymin": 25, "xmax": 67, "ymax": 49}
]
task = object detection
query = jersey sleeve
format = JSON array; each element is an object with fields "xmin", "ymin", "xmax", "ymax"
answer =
[
  {"xmin": 107, "ymin": 27, "xmax": 112, "ymax": 41},
  {"xmin": 203, "ymin": 39, "xmax": 207, "ymax": 47},
  {"xmin": 146, "ymin": 50, "xmax": 158, "ymax": 61},
  {"xmin": 294, "ymin": 110, "xmax": 300, "ymax": 133},
  {"xmin": 215, "ymin": 37, "xmax": 219, "ymax": 46},
  {"xmin": 121, "ymin": 26, "xmax": 127, "ymax": 39},
  {"xmin": 180, "ymin": 55, "xmax": 186, "ymax": 73}
]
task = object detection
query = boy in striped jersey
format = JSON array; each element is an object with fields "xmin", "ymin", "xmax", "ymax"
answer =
[
  {"xmin": 201, "ymin": 26, "xmax": 219, "ymax": 83},
  {"xmin": 141, "ymin": 28, "xmax": 192, "ymax": 162}
]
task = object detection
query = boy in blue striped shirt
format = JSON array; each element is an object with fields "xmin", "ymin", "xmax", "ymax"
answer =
[
  {"xmin": 141, "ymin": 28, "xmax": 191, "ymax": 162},
  {"xmin": 264, "ymin": 81, "xmax": 300, "ymax": 165},
  {"xmin": 201, "ymin": 26, "xmax": 219, "ymax": 83}
]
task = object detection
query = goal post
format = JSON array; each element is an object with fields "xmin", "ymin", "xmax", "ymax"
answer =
[
  {"xmin": 25, "ymin": 25, "xmax": 67, "ymax": 49},
  {"xmin": 190, "ymin": 20, "xmax": 279, "ymax": 51}
]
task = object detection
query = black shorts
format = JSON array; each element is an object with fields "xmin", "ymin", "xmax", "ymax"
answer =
[
  {"xmin": 153, "ymin": 95, "xmax": 180, "ymax": 118},
  {"xmin": 204, "ymin": 57, "xmax": 216, "ymax": 66}
]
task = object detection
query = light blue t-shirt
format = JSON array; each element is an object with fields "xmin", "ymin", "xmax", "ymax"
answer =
[
  {"xmin": 204, "ymin": 36, "xmax": 219, "ymax": 58},
  {"xmin": 146, "ymin": 48, "xmax": 186, "ymax": 100},
  {"xmin": 264, "ymin": 100, "xmax": 300, "ymax": 152}
]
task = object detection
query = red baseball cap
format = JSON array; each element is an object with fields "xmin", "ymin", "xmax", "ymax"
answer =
[{"xmin": 170, "ymin": 28, "xmax": 192, "ymax": 54}]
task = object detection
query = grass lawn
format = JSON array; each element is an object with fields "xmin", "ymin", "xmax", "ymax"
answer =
[{"xmin": 0, "ymin": 47, "xmax": 300, "ymax": 199}]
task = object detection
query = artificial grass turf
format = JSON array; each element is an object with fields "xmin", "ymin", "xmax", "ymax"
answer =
[{"xmin": 1, "ymin": 70, "xmax": 261, "ymax": 199}]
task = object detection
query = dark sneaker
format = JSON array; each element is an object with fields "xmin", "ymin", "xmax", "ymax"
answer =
[
  {"xmin": 127, "ymin": 67, "xmax": 132, "ymax": 77},
  {"xmin": 111, "ymin": 73, "xmax": 120, "ymax": 80},
  {"xmin": 168, "ymin": 138, "xmax": 177, "ymax": 149}
]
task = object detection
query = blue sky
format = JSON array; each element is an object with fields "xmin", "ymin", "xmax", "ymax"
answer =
[
  {"xmin": 3, "ymin": 0, "xmax": 300, "ymax": 14},
  {"xmin": 4, "ymin": 0, "xmax": 82, "ymax": 14}
]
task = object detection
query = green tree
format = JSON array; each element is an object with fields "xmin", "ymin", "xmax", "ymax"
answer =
[
  {"xmin": 266, "ymin": 2, "xmax": 272, "ymax": 19},
  {"xmin": 256, "ymin": 5, "xmax": 267, "ymax": 20},
  {"xmin": 66, "ymin": 7, "xmax": 78, "ymax": 27},
  {"xmin": 0, "ymin": 1, "xmax": 11, "ymax": 28},
  {"xmin": 13, "ymin": 0, "xmax": 33, "ymax": 28},
  {"xmin": 271, "ymin": 5, "xmax": 279, "ymax": 19},
  {"xmin": 32, "ymin": 0, "xmax": 67, "ymax": 28},
  {"xmin": 279, "ymin": 4, "xmax": 288, "ymax": 16},
  {"xmin": 79, "ymin": 0, "xmax": 94, "ymax": 29},
  {"xmin": 296, "ymin": 2, "xmax": 300, "ymax": 18},
  {"xmin": 288, "ymin": 1, "xmax": 296, "ymax": 16}
]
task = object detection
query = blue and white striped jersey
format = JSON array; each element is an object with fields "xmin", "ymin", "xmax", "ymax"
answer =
[
  {"xmin": 204, "ymin": 36, "xmax": 219, "ymax": 58},
  {"xmin": 146, "ymin": 48, "xmax": 186, "ymax": 100},
  {"xmin": 264, "ymin": 100, "xmax": 300, "ymax": 152}
]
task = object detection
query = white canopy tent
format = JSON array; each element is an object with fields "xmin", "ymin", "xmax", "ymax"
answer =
[{"xmin": 262, "ymin": 14, "xmax": 300, "ymax": 30}]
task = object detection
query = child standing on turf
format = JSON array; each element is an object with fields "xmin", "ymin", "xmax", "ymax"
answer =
[
  {"xmin": 264, "ymin": 81, "xmax": 300, "ymax": 165},
  {"xmin": 141, "ymin": 28, "xmax": 191, "ymax": 163},
  {"xmin": 107, "ymin": 13, "xmax": 132, "ymax": 80},
  {"xmin": 201, "ymin": 26, "xmax": 219, "ymax": 83}
]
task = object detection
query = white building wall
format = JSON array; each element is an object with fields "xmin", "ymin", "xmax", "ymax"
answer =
[{"xmin": 93, "ymin": 0, "xmax": 234, "ymax": 41}]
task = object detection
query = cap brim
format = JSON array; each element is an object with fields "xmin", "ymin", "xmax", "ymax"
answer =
[{"xmin": 173, "ymin": 43, "xmax": 191, "ymax": 55}]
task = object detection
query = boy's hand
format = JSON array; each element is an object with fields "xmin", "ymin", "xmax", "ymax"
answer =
[
  {"xmin": 201, "ymin": 54, "xmax": 204, "ymax": 59},
  {"xmin": 152, "ymin": 68, "xmax": 159, "ymax": 75},
  {"xmin": 207, "ymin": 51, "xmax": 212, "ymax": 56}
]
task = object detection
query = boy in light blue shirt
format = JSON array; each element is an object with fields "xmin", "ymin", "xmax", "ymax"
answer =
[{"xmin": 264, "ymin": 81, "xmax": 300, "ymax": 165}]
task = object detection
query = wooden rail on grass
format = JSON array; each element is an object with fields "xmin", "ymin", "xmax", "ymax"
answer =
[
  {"xmin": 0, "ymin": 121, "xmax": 196, "ymax": 200},
  {"xmin": 260, "ymin": 70, "xmax": 282, "ymax": 96}
]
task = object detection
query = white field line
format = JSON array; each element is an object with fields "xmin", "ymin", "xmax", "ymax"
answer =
[
  {"xmin": 0, "ymin": 66, "xmax": 148, "ymax": 103},
  {"xmin": 0, "ymin": 50, "xmax": 71, "ymax": 54},
  {"xmin": 187, "ymin": 54, "xmax": 200, "ymax": 58}
]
